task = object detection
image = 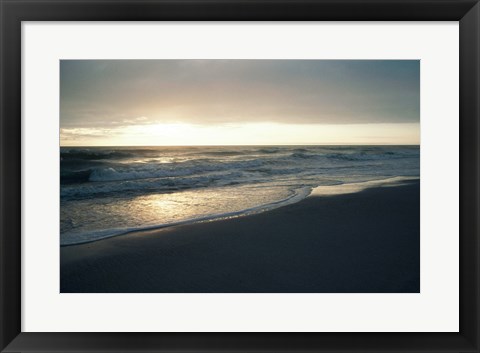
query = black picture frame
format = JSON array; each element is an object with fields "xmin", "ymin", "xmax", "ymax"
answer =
[{"xmin": 1, "ymin": 0, "xmax": 478, "ymax": 352}]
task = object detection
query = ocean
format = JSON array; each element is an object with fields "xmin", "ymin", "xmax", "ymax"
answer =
[{"xmin": 60, "ymin": 145, "xmax": 420, "ymax": 245}]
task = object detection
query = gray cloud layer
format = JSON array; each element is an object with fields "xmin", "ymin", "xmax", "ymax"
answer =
[{"xmin": 60, "ymin": 60, "xmax": 419, "ymax": 129}]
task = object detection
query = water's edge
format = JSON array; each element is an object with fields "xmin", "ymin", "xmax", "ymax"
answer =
[{"xmin": 60, "ymin": 176, "xmax": 417, "ymax": 247}]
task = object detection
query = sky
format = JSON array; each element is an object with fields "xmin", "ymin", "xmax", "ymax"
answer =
[{"xmin": 60, "ymin": 60, "xmax": 420, "ymax": 146}]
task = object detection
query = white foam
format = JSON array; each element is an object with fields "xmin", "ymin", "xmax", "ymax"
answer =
[{"xmin": 310, "ymin": 176, "xmax": 418, "ymax": 197}]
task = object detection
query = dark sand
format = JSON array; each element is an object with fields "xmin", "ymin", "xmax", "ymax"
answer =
[{"xmin": 61, "ymin": 180, "xmax": 420, "ymax": 293}]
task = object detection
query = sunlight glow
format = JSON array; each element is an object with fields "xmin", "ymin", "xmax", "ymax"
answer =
[{"xmin": 60, "ymin": 122, "xmax": 420, "ymax": 146}]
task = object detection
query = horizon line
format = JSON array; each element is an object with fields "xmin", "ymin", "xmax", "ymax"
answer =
[{"xmin": 60, "ymin": 143, "xmax": 421, "ymax": 148}]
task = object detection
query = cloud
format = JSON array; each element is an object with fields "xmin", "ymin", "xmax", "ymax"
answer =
[
  {"xmin": 60, "ymin": 60, "xmax": 420, "ymax": 130},
  {"xmin": 60, "ymin": 127, "xmax": 120, "ymax": 141}
]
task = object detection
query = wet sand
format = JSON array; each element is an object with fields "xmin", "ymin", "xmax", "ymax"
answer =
[{"xmin": 61, "ymin": 180, "xmax": 420, "ymax": 293}]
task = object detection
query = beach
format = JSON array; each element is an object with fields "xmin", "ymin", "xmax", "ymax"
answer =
[
  {"xmin": 60, "ymin": 179, "xmax": 420, "ymax": 293},
  {"xmin": 60, "ymin": 145, "xmax": 420, "ymax": 246}
]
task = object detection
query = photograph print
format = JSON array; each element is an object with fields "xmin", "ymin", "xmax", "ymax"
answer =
[{"xmin": 60, "ymin": 60, "xmax": 420, "ymax": 293}]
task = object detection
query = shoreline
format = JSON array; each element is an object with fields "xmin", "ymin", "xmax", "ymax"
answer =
[
  {"xmin": 61, "ymin": 179, "xmax": 420, "ymax": 293},
  {"xmin": 60, "ymin": 184, "xmax": 311, "ymax": 247},
  {"xmin": 61, "ymin": 176, "xmax": 418, "ymax": 247}
]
